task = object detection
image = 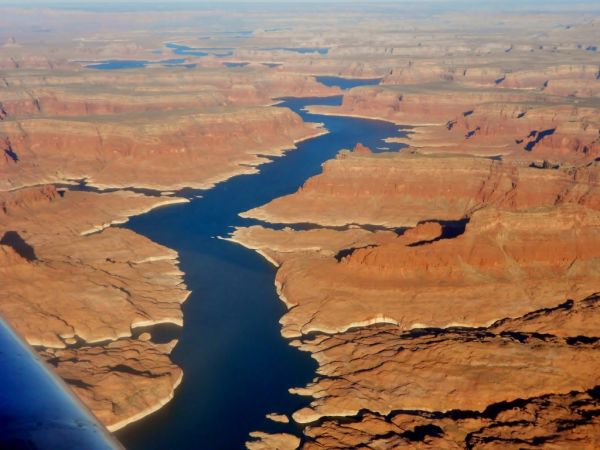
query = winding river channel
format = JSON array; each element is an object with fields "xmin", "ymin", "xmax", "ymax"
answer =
[{"xmin": 117, "ymin": 81, "xmax": 407, "ymax": 449}]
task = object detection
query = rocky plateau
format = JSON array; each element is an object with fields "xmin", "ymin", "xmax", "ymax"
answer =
[{"xmin": 1, "ymin": 2, "xmax": 600, "ymax": 448}]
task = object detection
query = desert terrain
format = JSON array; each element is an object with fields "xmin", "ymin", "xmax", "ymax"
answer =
[{"xmin": 1, "ymin": 2, "xmax": 599, "ymax": 449}]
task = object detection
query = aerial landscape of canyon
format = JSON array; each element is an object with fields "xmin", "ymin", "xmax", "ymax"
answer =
[{"xmin": 0, "ymin": 0, "xmax": 599, "ymax": 449}]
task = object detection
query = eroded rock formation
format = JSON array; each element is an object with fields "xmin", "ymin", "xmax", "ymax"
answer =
[
  {"xmin": 2, "ymin": 2, "xmax": 600, "ymax": 446},
  {"xmin": 40, "ymin": 339, "xmax": 182, "ymax": 431},
  {"xmin": 235, "ymin": 140, "xmax": 600, "ymax": 447},
  {"xmin": 243, "ymin": 149, "xmax": 600, "ymax": 227},
  {"xmin": 0, "ymin": 185, "xmax": 189, "ymax": 429},
  {"xmin": 0, "ymin": 106, "xmax": 325, "ymax": 191}
]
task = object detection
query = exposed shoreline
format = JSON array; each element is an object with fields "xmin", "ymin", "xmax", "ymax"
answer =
[
  {"xmin": 304, "ymin": 105, "xmax": 443, "ymax": 127},
  {"xmin": 107, "ymin": 371, "xmax": 184, "ymax": 432},
  {"xmin": 24, "ymin": 120, "xmax": 330, "ymax": 433},
  {"xmin": 80, "ymin": 196, "xmax": 190, "ymax": 236},
  {"xmin": 6, "ymin": 127, "xmax": 330, "ymax": 195},
  {"xmin": 14, "ymin": 111, "xmax": 328, "ymax": 438},
  {"xmin": 2, "ymin": 94, "xmax": 403, "ymax": 436},
  {"xmin": 219, "ymin": 235, "xmax": 282, "ymax": 268}
]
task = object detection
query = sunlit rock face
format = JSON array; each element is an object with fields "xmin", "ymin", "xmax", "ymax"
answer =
[
  {"xmin": 0, "ymin": 106, "xmax": 325, "ymax": 190},
  {"xmin": 0, "ymin": 4, "xmax": 339, "ymax": 431},
  {"xmin": 236, "ymin": 146, "xmax": 600, "ymax": 448},
  {"xmin": 0, "ymin": 185, "xmax": 190, "ymax": 429},
  {"xmin": 243, "ymin": 149, "xmax": 600, "ymax": 227},
  {"xmin": 232, "ymin": 5, "xmax": 600, "ymax": 442},
  {"xmin": 1, "ymin": 0, "xmax": 600, "ymax": 445}
]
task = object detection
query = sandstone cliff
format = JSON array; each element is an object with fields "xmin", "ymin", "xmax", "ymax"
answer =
[
  {"xmin": 0, "ymin": 106, "xmax": 325, "ymax": 191},
  {"xmin": 235, "ymin": 145, "xmax": 600, "ymax": 448},
  {"xmin": 0, "ymin": 185, "xmax": 189, "ymax": 429},
  {"xmin": 243, "ymin": 150, "xmax": 600, "ymax": 227}
]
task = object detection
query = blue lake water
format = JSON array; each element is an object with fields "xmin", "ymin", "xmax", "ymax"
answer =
[
  {"xmin": 224, "ymin": 62, "xmax": 249, "ymax": 68},
  {"xmin": 87, "ymin": 60, "xmax": 149, "ymax": 70},
  {"xmin": 86, "ymin": 59, "xmax": 188, "ymax": 70},
  {"xmin": 116, "ymin": 93, "xmax": 407, "ymax": 449},
  {"xmin": 85, "ymin": 44, "xmax": 331, "ymax": 71},
  {"xmin": 268, "ymin": 47, "xmax": 329, "ymax": 55},
  {"xmin": 167, "ymin": 43, "xmax": 234, "ymax": 58},
  {"xmin": 316, "ymin": 76, "xmax": 382, "ymax": 90}
]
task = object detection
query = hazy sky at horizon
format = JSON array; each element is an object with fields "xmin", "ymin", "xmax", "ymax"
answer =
[
  {"xmin": 1, "ymin": 0, "xmax": 594, "ymax": 3},
  {"xmin": 1, "ymin": 0, "xmax": 597, "ymax": 12}
]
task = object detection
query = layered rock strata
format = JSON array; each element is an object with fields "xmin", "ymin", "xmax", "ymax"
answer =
[
  {"xmin": 243, "ymin": 149, "xmax": 600, "ymax": 227},
  {"xmin": 2, "ymin": 2, "xmax": 600, "ymax": 445},
  {"xmin": 234, "ymin": 144, "xmax": 600, "ymax": 448},
  {"xmin": 1, "ymin": 106, "xmax": 325, "ymax": 191},
  {"xmin": 39, "ymin": 339, "xmax": 182, "ymax": 432},
  {"xmin": 0, "ymin": 185, "xmax": 189, "ymax": 430},
  {"xmin": 308, "ymin": 86, "xmax": 600, "ymax": 164}
]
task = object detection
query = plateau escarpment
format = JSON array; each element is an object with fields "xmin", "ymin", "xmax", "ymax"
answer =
[
  {"xmin": 243, "ymin": 149, "xmax": 600, "ymax": 227},
  {"xmin": 239, "ymin": 203, "xmax": 600, "ymax": 338},
  {"xmin": 0, "ymin": 11, "xmax": 339, "ymax": 431},
  {"xmin": 381, "ymin": 63, "xmax": 600, "ymax": 97},
  {"xmin": 0, "ymin": 68, "xmax": 335, "ymax": 191},
  {"xmin": 0, "ymin": 37, "xmax": 345, "ymax": 190},
  {"xmin": 0, "ymin": 185, "xmax": 189, "ymax": 429},
  {"xmin": 0, "ymin": 70, "xmax": 337, "ymax": 115},
  {"xmin": 235, "ymin": 147, "xmax": 600, "ymax": 447},
  {"xmin": 309, "ymin": 86, "xmax": 600, "ymax": 163},
  {"xmin": 0, "ymin": 106, "xmax": 324, "ymax": 190},
  {"xmin": 1, "ymin": 2, "xmax": 600, "ymax": 447}
]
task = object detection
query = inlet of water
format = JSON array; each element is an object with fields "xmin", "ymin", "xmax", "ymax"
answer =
[{"xmin": 118, "ymin": 87, "xmax": 407, "ymax": 449}]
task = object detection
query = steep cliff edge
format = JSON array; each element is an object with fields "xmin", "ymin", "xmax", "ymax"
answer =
[
  {"xmin": 0, "ymin": 106, "xmax": 325, "ymax": 191},
  {"xmin": 308, "ymin": 85, "xmax": 600, "ymax": 164},
  {"xmin": 243, "ymin": 150, "xmax": 600, "ymax": 227},
  {"xmin": 0, "ymin": 185, "xmax": 189, "ymax": 430},
  {"xmin": 234, "ymin": 145, "xmax": 600, "ymax": 448}
]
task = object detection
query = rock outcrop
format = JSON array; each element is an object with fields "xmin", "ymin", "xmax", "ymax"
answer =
[
  {"xmin": 246, "ymin": 432, "xmax": 300, "ymax": 450},
  {"xmin": 237, "ymin": 203, "xmax": 600, "ymax": 337},
  {"xmin": 243, "ymin": 150, "xmax": 600, "ymax": 227},
  {"xmin": 40, "ymin": 338, "xmax": 182, "ymax": 431},
  {"xmin": 2, "ymin": 2, "xmax": 600, "ymax": 445},
  {"xmin": 0, "ymin": 186, "xmax": 189, "ymax": 429},
  {"xmin": 0, "ymin": 107, "xmax": 325, "ymax": 191},
  {"xmin": 293, "ymin": 310, "xmax": 600, "ymax": 422},
  {"xmin": 300, "ymin": 386, "xmax": 600, "ymax": 449},
  {"xmin": 235, "ymin": 142, "xmax": 600, "ymax": 447},
  {"xmin": 308, "ymin": 83, "xmax": 600, "ymax": 165}
]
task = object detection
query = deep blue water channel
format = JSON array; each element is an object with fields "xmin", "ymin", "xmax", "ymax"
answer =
[
  {"xmin": 315, "ymin": 76, "xmax": 381, "ymax": 89},
  {"xmin": 86, "ymin": 59, "xmax": 191, "ymax": 70},
  {"xmin": 117, "ymin": 85, "xmax": 407, "ymax": 449}
]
